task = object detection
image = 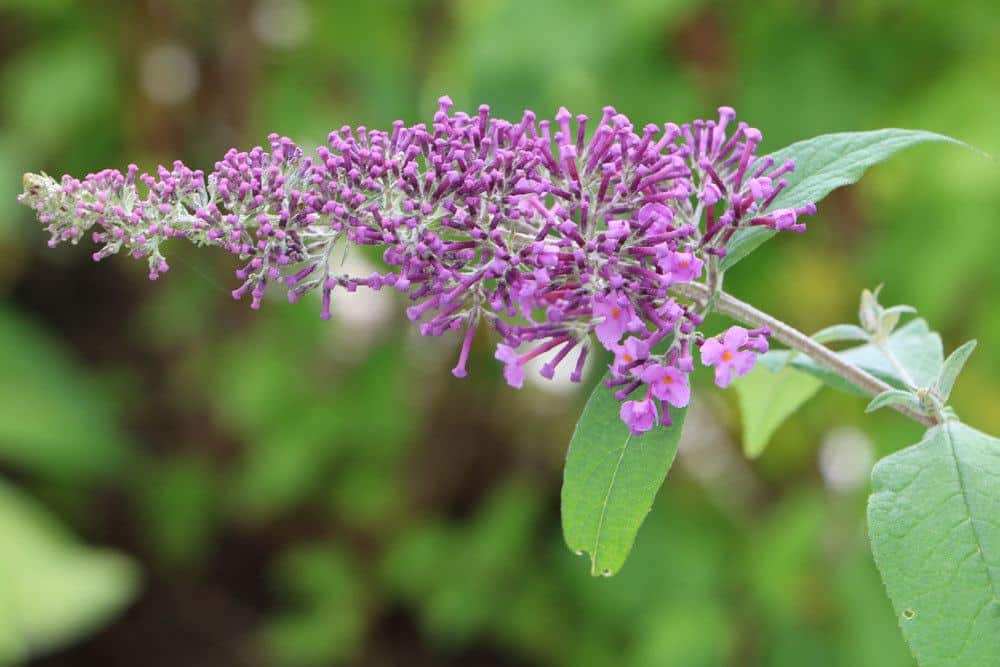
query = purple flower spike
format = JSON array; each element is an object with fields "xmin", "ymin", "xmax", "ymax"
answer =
[{"xmin": 18, "ymin": 98, "xmax": 814, "ymax": 432}]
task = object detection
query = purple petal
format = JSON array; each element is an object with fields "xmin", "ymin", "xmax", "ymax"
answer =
[
  {"xmin": 714, "ymin": 363, "xmax": 735, "ymax": 388},
  {"xmin": 722, "ymin": 326, "xmax": 748, "ymax": 349},
  {"xmin": 700, "ymin": 338, "xmax": 724, "ymax": 365}
]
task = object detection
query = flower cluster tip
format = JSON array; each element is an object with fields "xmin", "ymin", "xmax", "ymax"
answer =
[{"xmin": 18, "ymin": 97, "xmax": 813, "ymax": 433}]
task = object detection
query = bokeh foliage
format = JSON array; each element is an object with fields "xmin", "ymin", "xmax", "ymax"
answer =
[{"xmin": 0, "ymin": 0, "xmax": 997, "ymax": 665}]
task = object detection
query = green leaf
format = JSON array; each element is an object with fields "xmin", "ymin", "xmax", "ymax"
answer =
[
  {"xmin": 0, "ymin": 309, "xmax": 131, "ymax": 480},
  {"xmin": 0, "ymin": 35, "xmax": 115, "ymax": 152},
  {"xmin": 865, "ymin": 389, "xmax": 925, "ymax": 415},
  {"xmin": 734, "ymin": 364, "xmax": 822, "ymax": 458},
  {"xmin": 868, "ymin": 421, "xmax": 1000, "ymax": 666},
  {"xmin": 721, "ymin": 129, "xmax": 966, "ymax": 270},
  {"xmin": 811, "ymin": 323, "xmax": 870, "ymax": 345},
  {"xmin": 936, "ymin": 340, "xmax": 977, "ymax": 403},
  {"xmin": 764, "ymin": 318, "xmax": 943, "ymax": 397},
  {"xmin": 561, "ymin": 373, "xmax": 687, "ymax": 576},
  {"xmin": 883, "ymin": 304, "xmax": 918, "ymax": 317},
  {"xmin": 0, "ymin": 479, "xmax": 139, "ymax": 665},
  {"xmin": 264, "ymin": 544, "xmax": 364, "ymax": 666},
  {"xmin": 860, "ymin": 285, "xmax": 885, "ymax": 333}
]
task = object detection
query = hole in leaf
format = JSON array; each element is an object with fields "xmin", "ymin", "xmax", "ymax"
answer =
[{"xmin": 902, "ymin": 608, "xmax": 916, "ymax": 621}]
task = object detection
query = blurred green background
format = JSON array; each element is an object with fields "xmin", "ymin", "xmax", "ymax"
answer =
[{"xmin": 0, "ymin": 1, "xmax": 998, "ymax": 665}]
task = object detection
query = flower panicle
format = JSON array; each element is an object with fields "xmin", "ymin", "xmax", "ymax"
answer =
[{"xmin": 18, "ymin": 97, "xmax": 813, "ymax": 433}]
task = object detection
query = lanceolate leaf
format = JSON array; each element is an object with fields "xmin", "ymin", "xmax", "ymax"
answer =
[
  {"xmin": 936, "ymin": 340, "xmax": 977, "ymax": 402},
  {"xmin": 721, "ymin": 129, "xmax": 966, "ymax": 270},
  {"xmin": 810, "ymin": 323, "xmax": 870, "ymax": 345},
  {"xmin": 868, "ymin": 421, "xmax": 1000, "ymax": 666},
  {"xmin": 735, "ymin": 364, "xmax": 822, "ymax": 459},
  {"xmin": 865, "ymin": 389, "xmax": 925, "ymax": 415},
  {"xmin": 882, "ymin": 305, "xmax": 918, "ymax": 318},
  {"xmin": 561, "ymin": 373, "xmax": 687, "ymax": 576}
]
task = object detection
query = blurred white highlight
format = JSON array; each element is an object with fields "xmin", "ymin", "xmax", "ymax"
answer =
[
  {"xmin": 818, "ymin": 426, "xmax": 875, "ymax": 493},
  {"xmin": 325, "ymin": 253, "xmax": 393, "ymax": 354},
  {"xmin": 252, "ymin": 0, "xmax": 310, "ymax": 49},
  {"xmin": 140, "ymin": 43, "xmax": 199, "ymax": 106},
  {"xmin": 523, "ymin": 344, "xmax": 594, "ymax": 395}
]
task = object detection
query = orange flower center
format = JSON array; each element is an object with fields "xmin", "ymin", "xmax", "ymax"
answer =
[
  {"xmin": 722, "ymin": 351, "xmax": 734, "ymax": 362},
  {"xmin": 623, "ymin": 354, "xmax": 634, "ymax": 363},
  {"xmin": 661, "ymin": 375, "xmax": 673, "ymax": 384},
  {"xmin": 611, "ymin": 307, "xmax": 621, "ymax": 318}
]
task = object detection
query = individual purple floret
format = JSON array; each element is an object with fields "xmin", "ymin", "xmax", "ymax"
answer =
[
  {"xmin": 700, "ymin": 325, "xmax": 771, "ymax": 388},
  {"xmin": 18, "ymin": 97, "xmax": 814, "ymax": 433}
]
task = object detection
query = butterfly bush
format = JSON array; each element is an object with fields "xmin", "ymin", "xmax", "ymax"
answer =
[{"xmin": 18, "ymin": 97, "xmax": 814, "ymax": 434}]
